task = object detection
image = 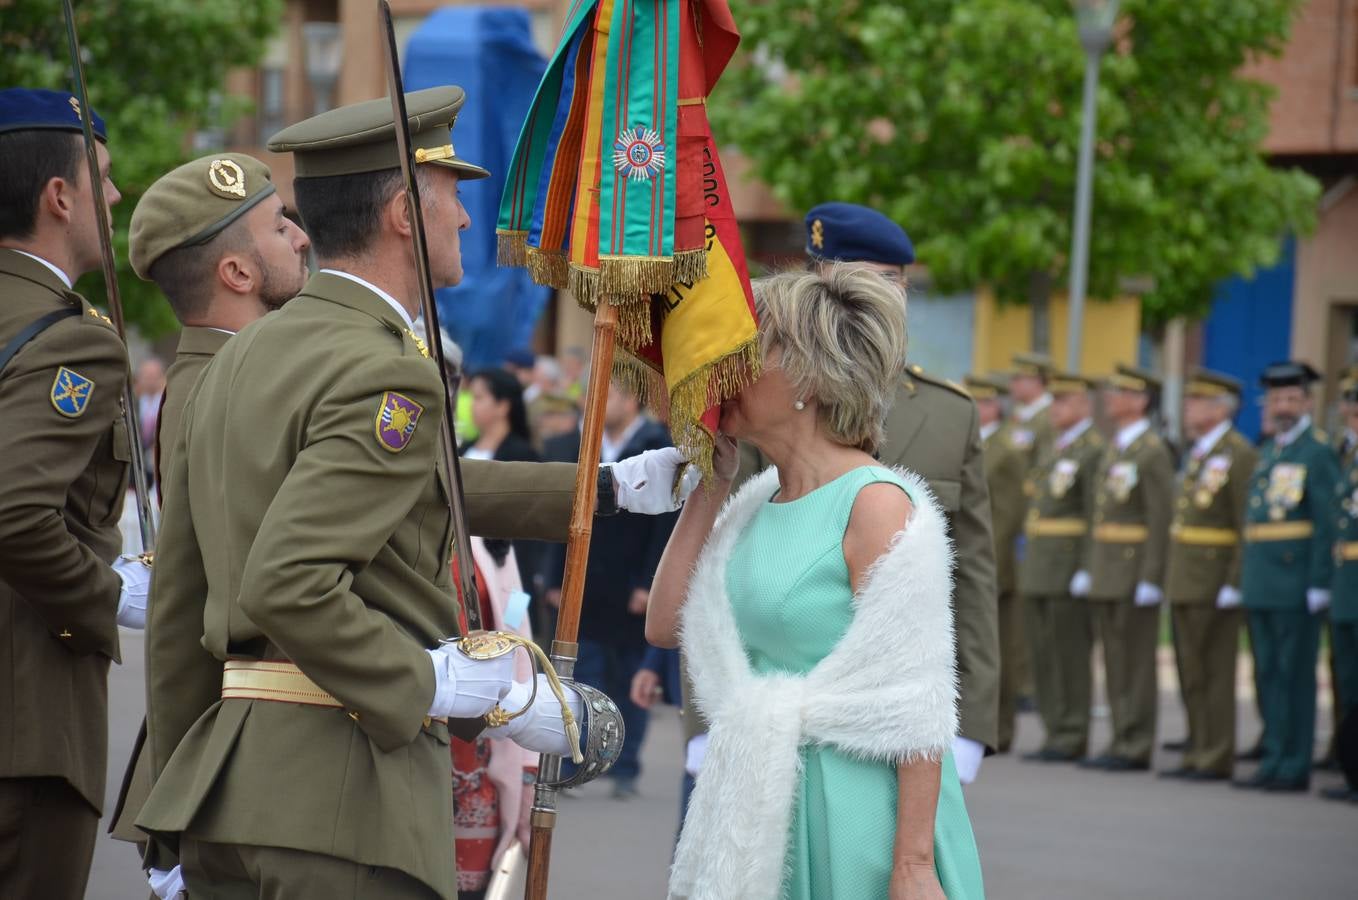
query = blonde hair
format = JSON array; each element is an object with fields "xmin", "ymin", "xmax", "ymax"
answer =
[{"xmin": 753, "ymin": 263, "xmax": 908, "ymax": 452}]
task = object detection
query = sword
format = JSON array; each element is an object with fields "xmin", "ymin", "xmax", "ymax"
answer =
[
  {"xmin": 377, "ymin": 0, "xmax": 482, "ymax": 631},
  {"xmin": 61, "ymin": 0, "xmax": 156, "ymax": 554}
]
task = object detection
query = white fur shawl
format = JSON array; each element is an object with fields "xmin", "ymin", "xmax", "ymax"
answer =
[{"xmin": 669, "ymin": 466, "xmax": 958, "ymax": 900}]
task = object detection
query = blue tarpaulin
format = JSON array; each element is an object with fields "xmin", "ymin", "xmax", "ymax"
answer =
[{"xmin": 404, "ymin": 8, "xmax": 549, "ymax": 370}]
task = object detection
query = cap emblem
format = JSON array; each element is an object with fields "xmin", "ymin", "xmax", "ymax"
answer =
[
  {"xmin": 811, "ymin": 219, "xmax": 825, "ymax": 250},
  {"xmin": 612, "ymin": 126, "xmax": 665, "ymax": 181},
  {"xmin": 68, "ymin": 96, "xmax": 81, "ymax": 119},
  {"xmin": 207, "ymin": 159, "xmax": 247, "ymax": 199}
]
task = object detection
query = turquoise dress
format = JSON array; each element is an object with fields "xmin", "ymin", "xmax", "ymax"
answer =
[{"xmin": 726, "ymin": 466, "xmax": 985, "ymax": 900}]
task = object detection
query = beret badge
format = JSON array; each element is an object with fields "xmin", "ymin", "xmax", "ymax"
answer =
[{"xmin": 208, "ymin": 158, "xmax": 248, "ymax": 199}]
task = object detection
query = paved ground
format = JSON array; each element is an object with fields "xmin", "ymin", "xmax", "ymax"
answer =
[{"xmin": 90, "ymin": 632, "xmax": 1356, "ymax": 899}]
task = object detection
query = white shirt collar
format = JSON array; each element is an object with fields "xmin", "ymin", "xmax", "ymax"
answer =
[
  {"xmin": 979, "ymin": 421, "xmax": 1001, "ymax": 442},
  {"xmin": 1057, "ymin": 418, "xmax": 1093, "ymax": 451},
  {"xmin": 601, "ymin": 416, "xmax": 646, "ymax": 464},
  {"xmin": 1275, "ymin": 415, "xmax": 1311, "ymax": 448},
  {"xmin": 320, "ymin": 268, "xmax": 414, "ymax": 328},
  {"xmin": 1192, "ymin": 420, "xmax": 1232, "ymax": 459},
  {"xmin": 1015, "ymin": 393, "xmax": 1052, "ymax": 423},
  {"xmin": 13, "ymin": 249, "xmax": 73, "ymax": 289},
  {"xmin": 1115, "ymin": 418, "xmax": 1151, "ymax": 452}
]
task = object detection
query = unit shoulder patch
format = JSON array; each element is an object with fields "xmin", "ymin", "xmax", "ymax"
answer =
[
  {"xmin": 375, "ymin": 390, "xmax": 424, "ymax": 452},
  {"xmin": 50, "ymin": 366, "xmax": 95, "ymax": 418}
]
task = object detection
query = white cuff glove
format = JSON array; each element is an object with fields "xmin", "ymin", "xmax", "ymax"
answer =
[
  {"xmin": 609, "ymin": 447, "xmax": 701, "ymax": 515},
  {"xmin": 482, "ymin": 674, "xmax": 584, "ymax": 757},
  {"xmin": 113, "ymin": 554, "xmax": 151, "ymax": 630},
  {"xmin": 685, "ymin": 733, "xmax": 709, "ymax": 777},
  {"xmin": 1069, "ymin": 570, "xmax": 1092, "ymax": 599},
  {"xmin": 426, "ymin": 644, "xmax": 515, "ymax": 719},
  {"xmin": 952, "ymin": 736, "xmax": 985, "ymax": 785},
  {"xmin": 1216, "ymin": 585, "xmax": 1242, "ymax": 610},
  {"xmin": 148, "ymin": 865, "xmax": 185, "ymax": 900},
  {"xmin": 1307, "ymin": 588, "xmax": 1331, "ymax": 615},
  {"xmin": 1134, "ymin": 581, "xmax": 1163, "ymax": 607}
]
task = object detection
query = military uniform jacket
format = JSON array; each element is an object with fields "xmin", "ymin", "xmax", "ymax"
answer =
[
  {"xmin": 1332, "ymin": 450, "xmax": 1358, "ymax": 624},
  {"xmin": 1018, "ymin": 423, "xmax": 1105, "ymax": 598},
  {"xmin": 137, "ymin": 273, "xmax": 574, "ymax": 897},
  {"xmin": 983, "ymin": 422, "xmax": 1029, "ymax": 595},
  {"xmin": 0, "ymin": 248, "xmax": 130, "ymax": 812},
  {"xmin": 1010, "ymin": 399, "xmax": 1055, "ymax": 477},
  {"xmin": 155, "ymin": 325, "xmax": 232, "ymax": 489},
  {"xmin": 1242, "ymin": 425, "xmax": 1340, "ymax": 611},
  {"xmin": 1165, "ymin": 427, "xmax": 1257, "ymax": 603},
  {"xmin": 1089, "ymin": 425, "xmax": 1175, "ymax": 600}
]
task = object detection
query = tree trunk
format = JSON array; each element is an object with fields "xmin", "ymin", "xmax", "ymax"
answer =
[{"xmin": 1028, "ymin": 270, "xmax": 1054, "ymax": 355}]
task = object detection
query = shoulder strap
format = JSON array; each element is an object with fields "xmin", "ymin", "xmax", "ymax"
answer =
[{"xmin": 0, "ymin": 307, "xmax": 81, "ymax": 376}]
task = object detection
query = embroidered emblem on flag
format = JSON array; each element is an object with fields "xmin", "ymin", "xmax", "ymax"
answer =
[{"xmin": 612, "ymin": 126, "xmax": 666, "ymax": 181}]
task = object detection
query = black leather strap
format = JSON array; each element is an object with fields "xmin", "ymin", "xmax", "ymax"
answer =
[{"xmin": 0, "ymin": 307, "xmax": 81, "ymax": 376}]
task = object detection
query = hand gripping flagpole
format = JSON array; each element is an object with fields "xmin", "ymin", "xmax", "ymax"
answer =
[
  {"xmin": 61, "ymin": 0, "xmax": 156, "ymax": 555},
  {"xmin": 377, "ymin": 0, "xmax": 482, "ymax": 631}
]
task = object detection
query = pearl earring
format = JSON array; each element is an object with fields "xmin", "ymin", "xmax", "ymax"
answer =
[{"xmin": 794, "ymin": 399, "xmax": 806, "ymax": 411}]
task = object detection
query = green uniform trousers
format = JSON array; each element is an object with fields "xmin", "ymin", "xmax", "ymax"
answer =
[
  {"xmin": 180, "ymin": 838, "xmax": 438, "ymax": 900},
  {"xmin": 1246, "ymin": 609, "xmax": 1321, "ymax": 783},
  {"xmin": 1169, "ymin": 605, "xmax": 1242, "ymax": 775},
  {"xmin": 1091, "ymin": 600, "xmax": 1159, "ymax": 763},
  {"xmin": 1024, "ymin": 594, "xmax": 1093, "ymax": 757},
  {"xmin": 1331, "ymin": 621, "xmax": 1358, "ymax": 723},
  {"xmin": 0, "ymin": 776, "xmax": 99, "ymax": 900},
  {"xmin": 997, "ymin": 590, "xmax": 1027, "ymax": 751}
]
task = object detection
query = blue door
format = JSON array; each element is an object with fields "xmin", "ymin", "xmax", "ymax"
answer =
[{"xmin": 1202, "ymin": 237, "xmax": 1296, "ymax": 441}]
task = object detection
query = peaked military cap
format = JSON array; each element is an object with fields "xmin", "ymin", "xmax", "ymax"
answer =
[
  {"xmin": 129, "ymin": 153, "xmax": 278, "ymax": 278},
  {"xmin": 1259, "ymin": 360, "xmax": 1321, "ymax": 389},
  {"xmin": 1340, "ymin": 375, "xmax": 1358, "ymax": 403},
  {"xmin": 1049, "ymin": 370, "xmax": 1096, "ymax": 395},
  {"xmin": 804, "ymin": 202, "xmax": 914, "ymax": 265},
  {"xmin": 267, "ymin": 86, "xmax": 489, "ymax": 180},
  {"xmin": 963, "ymin": 373, "xmax": 1008, "ymax": 400},
  {"xmin": 1010, "ymin": 352, "xmax": 1054, "ymax": 380},
  {"xmin": 0, "ymin": 88, "xmax": 106, "ymax": 140},
  {"xmin": 1185, "ymin": 367, "xmax": 1243, "ymax": 399},
  {"xmin": 1105, "ymin": 363, "xmax": 1160, "ymax": 393}
]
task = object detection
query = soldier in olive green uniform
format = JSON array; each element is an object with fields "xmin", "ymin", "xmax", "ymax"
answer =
[
  {"xmin": 1019, "ymin": 373, "xmax": 1104, "ymax": 762},
  {"xmin": 966, "ymin": 373, "xmax": 1029, "ymax": 751},
  {"xmin": 1160, "ymin": 369, "xmax": 1257, "ymax": 781},
  {"xmin": 1235, "ymin": 362, "xmax": 1339, "ymax": 792},
  {"xmin": 1083, "ymin": 365, "xmax": 1175, "ymax": 771},
  {"xmin": 1008, "ymin": 352, "xmax": 1057, "ymax": 476},
  {"xmin": 137, "ymin": 88, "xmax": 692, "ymax": 898},
  {"xmin": 1323, "ymin": 377, "xmax": 1358, "ymax": 801}
]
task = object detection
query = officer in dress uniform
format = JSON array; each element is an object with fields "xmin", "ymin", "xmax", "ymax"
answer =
[
  {"xmin": 1235, "ymin": 361, "xmax": 1339, "ymax": 793},
  {"xmin": 1082, "ymin": 365, "xmax": 1175, "ymax": 772},
  {"xmin": 1324, "ymin": 376, "xmax": 1358, "ymax": 802},
  {"xmin": 0, "ymin": 88, "xmax": 148, "ymax": 900},
  {"xmin": 136, "ymin": 87, "xmax": 692, "ymax": 899},
  {"xmin": 1019, "ymin": 372, "xmax": 1104, "ymax": 763},
  {"xmin": 966, "ymin": 373, "xmax": 1028, "ymax": 752},
  {"xmin": 1160, "ymin": 369, "xmax": 1257, "ymax": 782},
  {"xmin": 1008, "ymin": 352, "xmax": 1056, "ymax": 474}
]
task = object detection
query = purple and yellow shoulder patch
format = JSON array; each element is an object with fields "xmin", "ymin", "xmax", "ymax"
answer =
[
  {"xmin": 50, "ymin": 366, "xmax": 95, "ymax": 418},
  {"xmin": 375, "ymin": 390, "xmax": 423, "ymax": 452}
]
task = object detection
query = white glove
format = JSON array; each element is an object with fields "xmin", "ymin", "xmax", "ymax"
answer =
[
  {"xmin": 1069, "ymin": 570, "xmax": 1092, "ymax": 599},
  {"xmin": 426, "ymin": 644, "xmax": 516, "ymax": 719},
  {"xmin": 609, "ymin": 447, "xmax": 701, "ymax": 515},
  {"xmin": 113, "ymin": 554, "xmax": 151, "ymax": 629},
  {"xmin": 1307, "ymin": 588, "xmax": 1331, "ymax": 615},
  {"xmin": 1133, "ymin": 581, "xmax": 1163, "ymax": 607},
  {"xmin": 148, "ymin": 865, "xmax": 185, "ymax": 900},
  {"xmin": 685, "ymin": 733, "xmax": 709, "ymax": 777},
  {"xmin": 1216, "ymin": 585, "xmax": 1242, "ymax": 610},
  {"xmin": 482, "ymin": 674, "xmax": 584, "ymax": 757},
  {"xmin": 952, "ymin": 736, "xmax": 985, "ymax": 785}
]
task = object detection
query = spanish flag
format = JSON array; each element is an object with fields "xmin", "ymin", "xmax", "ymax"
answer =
[{"xmin": 497, "ymin": 0, "xmax": 758, "ymax": 471}]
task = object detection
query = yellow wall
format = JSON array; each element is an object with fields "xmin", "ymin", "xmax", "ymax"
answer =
[{"xmin": 973, "ymin": 287, "xmax": 1142, "ymax": 376}]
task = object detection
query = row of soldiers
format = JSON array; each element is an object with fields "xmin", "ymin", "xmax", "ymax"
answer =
[{"xmin": 972, "ymin": 354, "xmax": 1357, "ymax": 800}]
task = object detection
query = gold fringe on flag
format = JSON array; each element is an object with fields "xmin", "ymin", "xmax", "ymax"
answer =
[
  {"xmin": 609, "ymin": 297, "xmax": 654, "ymax": 350},
  {"xmin": 525, "ymin": 247, "xmax": 571, "ymax": 289},
  {"xmin": 666, "ymin": 338, "xmax": 761, "ymax": 477},
  {"xmin": 567, "ymin": 265, "xmax": 601, "ymax": 308},
  {"xmin": 611, "ymin": 352, "xmax": 669, "ymax": 417},
  {"xmin": 598, "ymin": 255, "xmax": 681, "ymax": 296},
  {"xmin": 496, "ymin": 230, "xmax": 529, "ymax": 267},
  {"xmin": 673, "ymin": 248, "xmax": 709, "ymax": 285}
]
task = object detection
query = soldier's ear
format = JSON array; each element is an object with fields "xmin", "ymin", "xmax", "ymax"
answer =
[
  {"xmin": 386, "ymin": 188, "xmax": 414, "ymax": 241},
  {"xmin": 216, "ymin": 252, "xmax": 254, "ymax": 296}
]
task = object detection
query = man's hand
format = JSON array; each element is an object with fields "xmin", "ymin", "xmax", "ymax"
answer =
[
  {"xmin": 483, "ymin": 674, "xmax": 584, "ymax": 757},
  {"xmin": 1133, "ymin": 581, "xmax": 1163, "ymax": 608},
  {"xmin": 630, "ymin": 668, "xmax": 661, "ymax": 709},
  {"xmin": 113, "ymin": 554, "xmax": 151, "ymax": 629},
  {"xmin": 951, "ymin": 736, "xmax": 984, "ymax": 785},
  {"xmin": 1307, "ymin": 588, "xmax": 1331, "ymax": 615},
  {"xmin": 148, "ymin": 865, "xmax": 185, "ymax": 900},
  {"xmin": 610, "ymin": 447, "xmax": 701, "ymax": 514},
  {"xmin": 627, "ymin": 587, "xmax": 649, "ymax": 616},
  {"xmin": 1216, "ymin": 585, "xmax": 1242, "ymax": 610},
  {"xmin": 426, "ymin": 644, "xmax": 515, "ymax": 719},
  {"xmin": 1069, "ymin": 570, "xmax": 1092, "ymax": 599}
]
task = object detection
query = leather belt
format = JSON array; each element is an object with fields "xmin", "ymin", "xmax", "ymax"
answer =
[
  {"xmin": 1171, "ymin": 525, "xmax": 1239, "ymax": 547},
  {"xmin": 222, "ymin": 660, "xmax": 447, "ymax": 725},
  {"xmin": 1026, "ymin": 518, "xmax": 1087, "ymax": 538},
  {"xmin": 1093, "ymin": 523, "xmax": 1148, "ymax": 543},
  {"xmin": 1244, "ymin": 521, "xmax": 1314, "ymax": 542}
]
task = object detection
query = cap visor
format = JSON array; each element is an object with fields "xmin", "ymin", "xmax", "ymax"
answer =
[{"xmin": 430, "ymin": 157, "xmax": 490, "ymax": 180}]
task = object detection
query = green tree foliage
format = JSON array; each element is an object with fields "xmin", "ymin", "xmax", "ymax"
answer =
[
  {"xmin": 711, "ymin": 0, "xmax": 1320, "ymax": 325},
  {"xmin": 2, "ymin": 0, "xmax": 283, "ymax": 335}
]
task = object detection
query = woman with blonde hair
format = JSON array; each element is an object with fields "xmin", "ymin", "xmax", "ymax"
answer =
[{"xmin": 647, "ymin": 265, "xmax": 983, "ymax": 900}]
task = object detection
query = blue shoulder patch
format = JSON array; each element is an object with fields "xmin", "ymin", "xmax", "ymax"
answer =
[{"xmin": 50, "ymin": 366, "xmax": 95, "ymax": 418}]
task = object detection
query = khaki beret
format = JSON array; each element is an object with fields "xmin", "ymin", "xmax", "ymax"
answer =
[
  {"xmin": 129, "ymin": 153, "xmax": 277, "ymax": 279},
  {"xmin": 266, "ymin": 86, "xmax": 489, "ymax": 180},
  {"xmin": 1185, "ymin": 367, "xmax": 1243, "ymax": 399}
]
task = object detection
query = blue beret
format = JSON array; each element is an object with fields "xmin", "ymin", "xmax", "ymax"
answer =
[
  {"xmin": 0, "ymin": 88, "xmax": 107, "ymax": 141},
  {"xmin": 805, "ymin": 202, "xmax": 914, "ymax": 266}
]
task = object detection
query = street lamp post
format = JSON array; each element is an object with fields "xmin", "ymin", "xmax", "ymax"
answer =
[
  {"xmin": 1065, "ymin": 0, "xmax": 1119, "ymax": 371},
  {"xmin": 302, "ymin": 22, "xmax": 343, "ymax": 116}
]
